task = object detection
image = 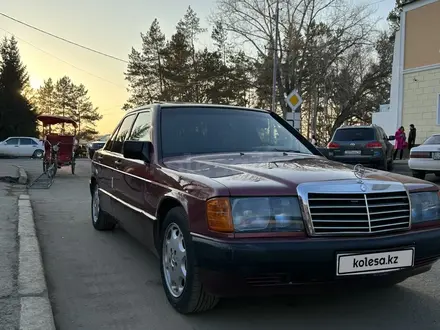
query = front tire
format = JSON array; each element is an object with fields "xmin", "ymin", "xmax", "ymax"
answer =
[
  {"xmin": 159, "ymin": 207, "xmax": 219, "ymax": 314},
  {"xmin": 91, "ymin": 184, "xmax": 115, "ymax": 231}
]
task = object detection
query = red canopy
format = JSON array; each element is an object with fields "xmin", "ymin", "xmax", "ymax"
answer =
[{"xmin": 37, "ymin": 115, "xmax": 78, "ymax": 128}]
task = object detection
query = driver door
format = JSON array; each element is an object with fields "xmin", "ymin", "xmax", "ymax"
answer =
[{"xmin": 0, "ymin": 138, "xmax": 20, "ymax": 156}]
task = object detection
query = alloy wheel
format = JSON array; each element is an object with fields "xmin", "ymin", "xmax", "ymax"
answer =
[
  {"xmin": 162, "ymin": 223, "xmax": 187, "ymax": 298},
  {"xmin": 92, "ymin": 188, "xmax": 100, "ymax": 223}
]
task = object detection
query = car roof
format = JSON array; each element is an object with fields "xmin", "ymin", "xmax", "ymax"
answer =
[
  {"xmin": 336, "ymin": 126, "xmax": 375, "ymax": 130},
  {"xmin": 126, "ymin": 102, "xmax": 269, "ymax": 115}
]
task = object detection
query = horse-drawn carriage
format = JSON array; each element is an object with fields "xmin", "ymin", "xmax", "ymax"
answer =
[{"xmin": 37, "ymin": 115, "xmax": 78, "ymax": 178}]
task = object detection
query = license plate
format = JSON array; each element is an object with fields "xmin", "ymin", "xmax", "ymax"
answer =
[
  {"xmin": 433, "ymin": 152, "xmax": 440, "ymax": 160},
  {"xmin": 336, "ymin": 248, "xmax": 414, "ymax": 276},
  {"xmin": 345, "ymin": 150, "xmax": 361, "ymax": 155}
]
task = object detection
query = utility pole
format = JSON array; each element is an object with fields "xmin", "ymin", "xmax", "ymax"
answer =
[{"xmin": 271, "ymin": 0, "xmax": 280, "ymax": 112}]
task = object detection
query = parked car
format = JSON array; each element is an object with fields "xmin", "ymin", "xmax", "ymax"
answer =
[
  {"xmin": 327, "ymin": 125, "xmax": 395, "ymax": 170},
  {"xmin": 90, "ymin": 103, "xmax": 440, "ymax": 314},
  {"xmin": 87, "ymin": 134, "xmax": 110, "ymax": 159},
  {"xmin": 408, "ymin": 133, "xmax": 440, "ymax": 179},
  {"xmin": 0, "ymin": 136, "xmax": 44, "ymax": 158}
]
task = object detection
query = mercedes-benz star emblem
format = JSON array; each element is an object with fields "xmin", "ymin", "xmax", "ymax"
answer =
[{"xmin": 353, "ymin": 164, "xmax": 366, "ymax": 183}]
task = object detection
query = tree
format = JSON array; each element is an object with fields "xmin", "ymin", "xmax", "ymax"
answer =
[
  {"xmin": 124, "ymin": 18, "xmax": 167, "ymax": 109},
  {"xmin": 0, "ymin": 36, "xmax": 37, "ymax": 140},
  {"xmin": 34, "ymin": 76, "xmax": 101, "ymax": 140},
  {"xmin": 36, "ymin": 78, "xmax": 56, "ymax": 115},
  {"xmin": 388, "ymin": 0, "xmax": 404, "ymax": 36},
  {"xmin": 70, "ymin": 84, "xmax": 102, "ymax": 140}
]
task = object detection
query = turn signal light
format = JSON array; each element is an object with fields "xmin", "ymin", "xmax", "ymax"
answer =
[
  {"xmin": 410, "ymin": 152, "xmax": 430, "ymax": 159},
  {"xmin": 327, "ymin": 142, "xmax": 340, "ymax": 149},
  {"xmin": 206, "ymin": 198, "xmax": 234, "ymax": 233},
  {"xmin": 366, "ymin": 141, "xmax": 382, "ymax": 148}
]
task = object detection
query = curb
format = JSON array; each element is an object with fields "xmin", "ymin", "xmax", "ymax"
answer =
[
  {"xmin": 18, "ymin": 195, "xmax": 55, "ymax": 330},
  {"xmin": 17, "ymin": 167, "xmax": 28, "ymax": 185}
]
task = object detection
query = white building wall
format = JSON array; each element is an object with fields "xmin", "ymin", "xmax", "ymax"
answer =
[{"xmin": 372, "ymin": 30, "xmax": 400, "ymax": 136}]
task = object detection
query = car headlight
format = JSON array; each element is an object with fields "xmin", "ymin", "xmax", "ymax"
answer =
[
  {"xmin": 52, "ymin": 145, "xmax": 59, "ymax": 152},
  {"xmin": 410, "ymin": 191, "xmax": 440, "ymax": 223},
  {"xmin": 206, "ymin": 197, "xmax": 304, "ymax": 233}
]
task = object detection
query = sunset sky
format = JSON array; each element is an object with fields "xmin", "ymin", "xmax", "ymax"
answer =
[{"xmin": 0, "ymin": 0, "xmax": 395, "ymax": 134}]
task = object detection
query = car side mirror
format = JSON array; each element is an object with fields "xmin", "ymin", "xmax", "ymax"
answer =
[
  {"xmin": 388, "ymin": 135, "xmax": 395, "ymax": 141},
  {"xmin": 123, "ymin": 140, "xmax": 152, "ymax": 163}
]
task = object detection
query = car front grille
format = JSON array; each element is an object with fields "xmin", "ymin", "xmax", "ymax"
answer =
[{"xmin": 307, "ymin": 191, "xmax": 411, "ymax": 235}]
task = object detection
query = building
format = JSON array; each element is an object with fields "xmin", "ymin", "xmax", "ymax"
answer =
[{"xmin": 373, "ymin": 0, "xmax": 440, "ymax": 143}]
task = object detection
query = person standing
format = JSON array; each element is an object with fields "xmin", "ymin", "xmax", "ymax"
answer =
[
  {"xmin": 393, "ymin": 126, "xmax": 405, "ymax": 160},
  {"xmin": 311, "ymin": 134, "xmax": 317, "ymax": 146},
  {"xmin": 408, "ymin": 124, "xmax": 417, "ymax": 151}
]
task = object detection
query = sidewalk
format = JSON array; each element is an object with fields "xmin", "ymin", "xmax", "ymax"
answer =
[{"xmin": 0, "ymin": 162, "xmax": 55, "ymax": 330}]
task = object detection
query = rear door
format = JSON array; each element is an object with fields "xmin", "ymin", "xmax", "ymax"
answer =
[
  {"xmin": 93, "ymin": 122, "xmax": 125, "ymax": 215},
  {"xmin": 332, "ymin": 128, "xmax": 376, "ymax": 157},
  {"xmin": 19, "ymin": 138, "xmax": 38, "ymax": 157},
  {"xmin": 377, "ymin": 127, "xmax": 392, "ymax": 160},
  {"xmin": 106, "ymin": 114, "xmax": 137, "ymax": 222}
]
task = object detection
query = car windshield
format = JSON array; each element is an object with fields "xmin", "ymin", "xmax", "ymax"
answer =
[
  {"xmin": 423, "ymin": 135, "xmax": 440, "ymax": 145},
  {"xmin": 333, "ymin": 128, "xmax": 375, "ymax": 141},
  {"xmin": 160, "ymin": 107, "xmax": 312, "ymax": 157}
]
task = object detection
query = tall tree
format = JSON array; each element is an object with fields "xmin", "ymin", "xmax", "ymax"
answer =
[
  {"xmin": 124, "ymin": 18, "xmax": 167, "ymax": 109},
  {"xmin": 0, "ymin": 36, "xmax": 36, "ymax": 140},
  {"xmin": 70, "ymin": 84, "xmax": 102, "ymax": 140},
  {"xmin": 54, "ymin": 76, "xmax": 75, "ymax": 117},
  {"xmin": 36, "ymin": 78, "xmax": 56, "ymax": 115},
  {"xmin": 177, "ymin": 7, "xmax": 207, "ymax": 102}
]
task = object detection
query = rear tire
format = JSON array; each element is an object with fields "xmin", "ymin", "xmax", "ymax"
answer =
[
  {"xmin": 412, "ymin": 170, "xmax": 426, "ymax": 180},
  {"xmin": 33, "ymin": 149, "xmax": 44, "ymax": 159},
  {"xmin": 159, "ymin": 207, "xmax": 219, "ymax": 314},
  {"xmin": 91, "ymin": 184, "xmax": 115, "ymax": 231}
]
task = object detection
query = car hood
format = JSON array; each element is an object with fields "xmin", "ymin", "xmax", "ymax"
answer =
[{"xmin": 163, "ymin": 152, "xmax": 434, "ymax": 196}]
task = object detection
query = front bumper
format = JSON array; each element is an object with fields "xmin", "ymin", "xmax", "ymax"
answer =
[{"xmin": 192, "ymin": 228, "xmax": 440, "ymax": 296}]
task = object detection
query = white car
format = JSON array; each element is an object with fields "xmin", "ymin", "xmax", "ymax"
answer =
[
  {"xmin": 408, "ymin": 134, "xmax": 440, "ymax": 180},
  {"xmin": 0, "ymin": 137, "xmax": 44, "ymax": 158}
]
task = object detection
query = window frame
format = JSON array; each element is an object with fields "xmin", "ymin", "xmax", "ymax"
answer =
[
  {"xmin": 108, "ymin": 114, "xmax": 137, "ymax": 154},
  {"xmin": 19, "ymin": 138, "xmax": 37, "ymax": 145},
  {"xmin": 5, "ymin": 138, "xmax": 19, "ymax": 145},
  {"xmin": 128, "ymin": 110, "xmax": 152, "ymax": 142}
]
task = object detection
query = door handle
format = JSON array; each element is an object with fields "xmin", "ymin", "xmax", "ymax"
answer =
[
  {"xmin": 114, "ymin": 160, "xmax": 122, "ymax": 165},
  {"xmin": 97, "ymin": 155, "xmax": 103, "ymax": 160}
]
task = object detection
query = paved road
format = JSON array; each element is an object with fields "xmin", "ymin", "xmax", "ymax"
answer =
[{"xmin": 2, "ymin": 158, "xmax": 440, "ymax": 329}]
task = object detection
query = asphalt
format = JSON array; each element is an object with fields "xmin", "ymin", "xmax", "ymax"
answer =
[{"xmin": 1, "ymin": 158, "xmax": 440, "ymax": 330}]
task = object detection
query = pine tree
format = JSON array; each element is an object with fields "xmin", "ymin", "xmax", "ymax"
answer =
[
  {"xmin": 124, "ymin": 18, "xmax": 167, "ymax": 109},
  {"xmin": 176, "ymin": 7, "xmax": 207, "ymax": 102},
  {"xmin": 0, "ymin": 36, "xmax": 36, "ymax": 140},
  {"xmin": 70, "ymin": 84, "xmax": 102, "ymax": 140},
  {"xmin": 162, "ymin": 31, "xmax": 192, "ymax": 101},
  {"xmin": 36, "ymin": 78, "xmax": 56, "ymax": 115},
  {"xmin": 54, "ymin": 76, "xmax": 75, "ymax": 117}
]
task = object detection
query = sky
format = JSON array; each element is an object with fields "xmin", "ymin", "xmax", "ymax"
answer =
[{"xmin": 0, "ymin": 0, "xmax": 396, "ymax": 134}]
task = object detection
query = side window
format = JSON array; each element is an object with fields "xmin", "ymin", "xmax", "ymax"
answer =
[
  {"xmin": 20, "ymin": 138, "xmax": 35, "ymax": 145},
  {"xmin": 129, "ymin": 111, "xmax": 152, "ymax": 142},
  {"xmin": 5, "ymin": 138, "xmax": 19, "ymax": 145},
  {"xmin": 110, "ymin": 115, "xmax": 136, "ymax": 154}
]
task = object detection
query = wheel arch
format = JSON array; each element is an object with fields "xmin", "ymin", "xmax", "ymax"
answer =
[{"xmin": 154, "ymin": 196, "xmax": 186, "ymax": 251}]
